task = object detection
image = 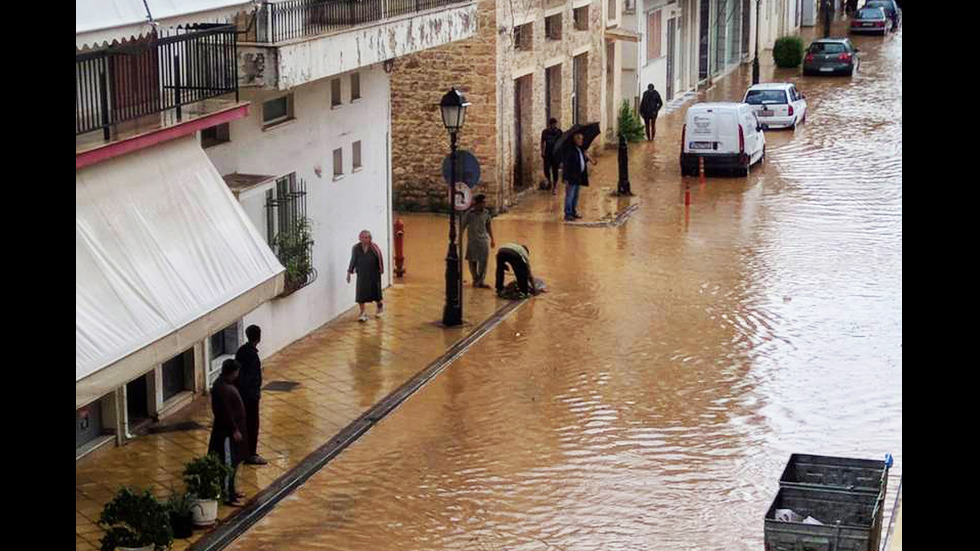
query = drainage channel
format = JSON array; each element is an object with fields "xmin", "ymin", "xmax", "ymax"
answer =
[{"xmin": 190, "ymin": 298, "xmax": 528, "ymax": 551}]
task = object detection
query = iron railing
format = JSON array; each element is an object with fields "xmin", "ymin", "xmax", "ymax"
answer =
[
  {"xmin": 266, "ymin": 176, "xmax": 317, "ymax": 296},
  {"xmin": 248, "ymin": 0, "xmax": 468, "ymax": 44},
  {"xmin": 76, "ymin": 24, "xmax": 238, "ymax": 139}
]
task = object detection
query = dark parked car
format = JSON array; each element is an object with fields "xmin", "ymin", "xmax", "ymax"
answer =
[
  {"xmin": 864, "ymin": 0, "xmax": 901, "ymax": 30},
  {"xmin": 850, "ymin": 7, "xmax": 892, "ymax": 35},
  {"xmin": 803, "ymin": 38, "xmax": 860, "ymax": 76}
]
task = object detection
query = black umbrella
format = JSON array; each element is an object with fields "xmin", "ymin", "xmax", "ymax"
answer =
[{"xmin": 552, "ymin": 122, "xmax": 601, "ymax": 161}]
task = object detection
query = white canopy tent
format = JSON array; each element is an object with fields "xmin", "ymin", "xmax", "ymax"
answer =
[
  {"xmin": 76, "ymin": 0, "xmax": 258, "ymax": 50},
  {"xmin": 76, "ymin": 136, "xmax": 284, "ymax": 409}
]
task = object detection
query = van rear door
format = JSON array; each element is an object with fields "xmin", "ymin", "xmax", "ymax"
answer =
[{"xmin": 686, "ymin": 108, "xmax": 738, "ymax": 154}]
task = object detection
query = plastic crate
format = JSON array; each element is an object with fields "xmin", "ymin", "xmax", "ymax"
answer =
[
  {"xmin": 764, "ymin": 486, "xmax": 883, "ymax": 551},
  {"xmin": 779, "ymin": 454, "xmax": 887, "ymax": 495}
]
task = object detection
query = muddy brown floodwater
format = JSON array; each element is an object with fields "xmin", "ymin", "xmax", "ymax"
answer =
[{"xmin": 227, "ymin": 25, "xmax": 901, "ymax": 551}]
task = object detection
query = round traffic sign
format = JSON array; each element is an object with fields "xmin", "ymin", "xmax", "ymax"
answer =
[
  {"xmin": 454, "ymin": 182, "xmax": 472, "ymax": 212},
  {"xmin": 442, "ymin": 150, "xmax": 482, "ymax": 188}
]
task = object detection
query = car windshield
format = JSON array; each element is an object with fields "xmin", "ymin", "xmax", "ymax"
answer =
[
  {"xmin": 745, "ymin": 90, "xmax": 788, "ymax": 105},
  {"xmin": 810, "ymin": 42, "xmax": 846, "ymax": 54},
  {"xmin": 857, "ymin": 8, "xmax": 884, "ymax": 19}
]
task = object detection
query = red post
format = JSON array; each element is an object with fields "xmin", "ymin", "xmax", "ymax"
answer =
[
  {"xmin": 684, "ymin": 181, "xmax": 691, "ymax": 206},
  {"xmin": 699, "ymin": 156, "xmax": 706, "ymax": 185},
  {"xmin": 394, "ymin": 218, "xmax": 405, "ymax": 277}
]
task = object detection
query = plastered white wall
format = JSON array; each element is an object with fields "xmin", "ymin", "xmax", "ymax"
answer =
[{"xmin": 206, "ymin": 67, "xmax": 392, "ymax": 360}]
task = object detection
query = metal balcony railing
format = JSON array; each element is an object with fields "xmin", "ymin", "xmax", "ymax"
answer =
[
  {"xmin": 246, "ymin": 0, "xmax": 469, "ymax": 44},
  {"xmin": 75, "ymin": 24, "xmax": 239, "ymax": 139}
]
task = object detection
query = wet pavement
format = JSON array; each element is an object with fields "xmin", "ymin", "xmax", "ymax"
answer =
[{"xmin": 223, "ymin": 23, "xmax": 902, "ymax": 551}]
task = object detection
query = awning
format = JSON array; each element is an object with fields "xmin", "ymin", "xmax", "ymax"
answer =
[
  {"xmin": 76, "ymin": 0, "xmax": 257, "ymax": 50},
  {"xmin": 76, "ymin": 135, "xmax": 284, "ymax": 409},
  {"xmin": 605, "ymin": 27, "xmax": 642, "ymax": 43}
]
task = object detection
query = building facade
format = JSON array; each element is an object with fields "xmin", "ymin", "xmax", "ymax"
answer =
[
  {"xmin": 76, "ymin": 0, "xmax": 477, "ymax": 459},
  {"xmin": 390, "ymin": 0, "xmax": 609, "ymax": 213}
]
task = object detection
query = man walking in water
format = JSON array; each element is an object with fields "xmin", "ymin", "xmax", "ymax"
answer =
[{"xmin": 639, "ymin": 84, "xmax": 664, "ymax": 141}]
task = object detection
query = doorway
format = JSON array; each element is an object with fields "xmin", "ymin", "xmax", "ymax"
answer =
[
  {"xmin": 573, "ymin": 53, "xmax": 589, "ymax": 125},
  {"xmin": 126, "ymin": 374, "xmax": 149, "ymax": 425},
  {"xmin": 546, "ymin": 64, "xmax": 562, "ymax": 125},
  {"xmin": 699, "ymin": 0, "xmax": 710, "ymax": 81},
  {"xmin": 666, "ymin": 18, "xmax": 676, "ymax": 100},
  {"xmin": 513, "ymin": 74, "xmax": 534, "ymax": 191}
]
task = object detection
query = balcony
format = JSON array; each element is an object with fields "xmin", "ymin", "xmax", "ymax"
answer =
[
  {"xmin": 236, "ymin": 0, "xmax": 478, "ymax": 90},
  {"xmin": 76, "ymin": 24, "xmax": 249, "ymax": 167}
]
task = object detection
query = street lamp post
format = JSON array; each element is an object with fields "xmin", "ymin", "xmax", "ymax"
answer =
[
  {"xmin": 752, "ymin": 0, "xmax": 761, "ymax": 85},
  {"xmin": 440, "ymin": 88, "xmax": 470, "ymax": 327}
]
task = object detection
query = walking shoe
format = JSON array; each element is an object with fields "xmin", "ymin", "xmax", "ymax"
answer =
[
  {"xmin": 375, "ymin": 305, "xmax": 384, "ymax": 318},
  {"xmin": 224, "ymin": 498, "xmax": 243, "ymax": 507},
  {"xmin": 358, "ymin": 313, "xmax": 369, "ymax": 322},
  {"xmin": 573, "ymin": 213, "xmax": 583, "ymax": 219},
  {"xmin": 244, "ymin": 454, "xmax": 268, "ymax": 465}
]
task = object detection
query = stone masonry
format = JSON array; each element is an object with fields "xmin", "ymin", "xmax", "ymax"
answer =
[{"xmin": 391, "ymin": 0, "xmax": 607, "ymax": 214}]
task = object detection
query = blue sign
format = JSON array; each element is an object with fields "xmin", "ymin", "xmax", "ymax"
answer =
[{"xmin": 442, "ymin": 150, "xmax": 482, "ymax": 188}]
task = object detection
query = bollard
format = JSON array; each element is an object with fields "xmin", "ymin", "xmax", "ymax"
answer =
[
  {"xmin": 394, "ymin": 218, "xmax": 405, "ymax": 277},
  {"xmin": 684, "ymin": 181, "xmax": 691, "ymax": 207},
  {"xmin": 699, "ymin": 156, "xmax": 706, "ymax": 190},
  {"xmin": 617, "ymin": 134, "xmax": 633, "ymax": 196}
]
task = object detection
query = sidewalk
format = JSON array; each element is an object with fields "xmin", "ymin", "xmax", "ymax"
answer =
[{"xmin": 76, "ymin": 214, "xmax": 512, "ymax": 551}]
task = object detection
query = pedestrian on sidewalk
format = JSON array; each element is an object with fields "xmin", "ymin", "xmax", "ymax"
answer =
[
  {"xmin": 562, "ymin": 131, "xmax": 595, "ymax": 222},
  {"xmin": 639, "ymin": 84, "xmax": 664, "ymax": 141},
  {"xmin": 540, "ymin": 118, "xmax": 563, "ymax": 194},
  {"xmin": 208, "ymin": 359, "xmax": 247, "ymax": 506},
  {"xmin": 495, "ymin": 243, "xmax": 538, "ymax": 297},
  {"xmin": 347, "ymin": 229, "xmax": 385, "ymax": 322},
  {"xmin": 235, "ymin": 325, "xmax": 267, "ymax": 466},
  {"xmin": 461, "ymin": 194, "xmax": 495, "ymax": 289}
]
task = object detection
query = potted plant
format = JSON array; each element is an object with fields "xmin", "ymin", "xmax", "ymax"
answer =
[
  {"xmin": 182, "ymin": 454, "xmax": 232, "ymax": 526},
  {"xmin": 98, "ymin": 487, "xmax": 173, "ymax": 551},
  {"xmin": 274, "ymin": 217, "xmax": 315, "ymax": 297},
  {"xmin": 617, "ymin": 99, "xmax": 646, "ymax": 143},
  {"xmin": 165, "ymin": 487, "xmax": 195, "ymax": 539}
]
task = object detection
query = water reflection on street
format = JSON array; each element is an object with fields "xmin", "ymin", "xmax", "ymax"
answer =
[{"xmin": 228, "ymin": 25, "xmax": 901, "ymax": 551}]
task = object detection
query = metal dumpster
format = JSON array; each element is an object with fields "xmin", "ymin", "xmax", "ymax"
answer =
[
  {"xmin": 764, "ymin": 486, "xmax": 883, "ymax": 551},
  {"xmin": 779, "ymin": 454, "xmax": 888, "ymax": 495}
]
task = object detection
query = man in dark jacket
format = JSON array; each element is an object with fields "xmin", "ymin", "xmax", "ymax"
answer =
[
  {"xmin": 639, "ymin": 84, "xmax": 664, "ymax": 141},
  {"xmin": 540, "ymin": 118, "xmax": 563, "ymax": 194},
  {"xmin": 562, "ymin": 131, "xmax": 595, "ymax": 222},
  {"xmin": 234, "ymin": 325, "xmax": 267, "ymax": 465},
  {"xmin": 208, "ymin": 359, "xmax": 247, "ymax": 506}
]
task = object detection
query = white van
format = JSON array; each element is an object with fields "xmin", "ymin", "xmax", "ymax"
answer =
[{"xmin": 680, "ymin": 102, "xmax": 765, "ymax": 177}]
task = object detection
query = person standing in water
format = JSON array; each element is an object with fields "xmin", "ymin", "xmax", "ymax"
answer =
[{"xmin": 347, "ymin": 230, "xmax": 384, "ymax": 322}]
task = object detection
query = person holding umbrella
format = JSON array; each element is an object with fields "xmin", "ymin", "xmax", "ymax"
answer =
[{"xmin": 561, "ymin": 129, "xmax": 597, "ymax": 221}]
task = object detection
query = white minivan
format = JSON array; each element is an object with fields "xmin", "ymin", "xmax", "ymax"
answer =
[{"xmin": 680, "ymin": 102, "xmax": 765, "ymax": 177}]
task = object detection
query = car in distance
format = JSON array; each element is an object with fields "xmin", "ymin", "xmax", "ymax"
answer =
[
  {"xmin": 803, "ymin": 38, "xmax": 860, "ymax": 76},
  {"xmin": 850, "ymin": 7, "xmax": 892, "ymax": 35},
  {"xmin": 742, "ymin": 83, "xmax": 807, "ymax": 130}
]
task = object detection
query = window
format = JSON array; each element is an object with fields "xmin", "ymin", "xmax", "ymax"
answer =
[
  {"xmin": 609, "ymin": 0, "xmax": 617, "ymax": 21},
  {"xmin": 201, "ymin": 122, "xmax": 230, "ymax": 148},
  {"xmin": 333, "ymin": 148, "xmax": 344, "ymax": 178},
  {"xmin": 263, "ymin": 94, "xmax": 293, "ymax": 126},
  {"xmin": 745, "ymin": 90, "xmax": 788, "ymax": 104},
  {"xmin": 351, "ymin": 73, "xmax": 361, "ymax": 101},
  {"xmin": 352, "ymin": 141, "xmax": 362, "ymax": 170},
  {"xmin": 646, "ymin": 10, "xmax": 662, "ymax": 60},
  {"xmin": 514, "ymin": 23, "xmax": 533, "ymax": 50},
  {"xmin": 331, "ymin": 78, "xmax": 342, "ymax": 107},
  {"xmin": 574, "ymin": 7, "xmax": 589, "ymax": 31},
  {"xmin": 265, "ymin": 176, "xmax": 314, "ymax": 296},
  {"xmin": 545, "ymin": 14, "xmax": 562, "ymax": 40}
]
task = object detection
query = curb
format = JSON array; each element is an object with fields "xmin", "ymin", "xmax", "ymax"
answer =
[
  {"xmin": 565, "ymin": 203, "xmax": 641, "ymax": 228},
  {"xmin": 188, "ymin": 298, "xmax": 528, "ymax": 551}
]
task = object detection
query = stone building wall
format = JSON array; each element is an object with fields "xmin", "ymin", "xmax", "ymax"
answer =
[
  {"xmin": 390, "ymin": 0, "xmax": 498, "ymax": 212},
  {"xmin": 391, "ymin": 0, "xmax": 607, "ymax": 214}
]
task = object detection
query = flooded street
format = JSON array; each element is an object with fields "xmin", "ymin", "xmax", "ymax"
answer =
[{"xmin": 227, "ymin": 25, "xmax": 901, "ymax": 551}]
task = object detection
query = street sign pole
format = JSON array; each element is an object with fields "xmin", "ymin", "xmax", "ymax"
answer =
[{"xmin": 443, "ymin": 132, "xmax": 463, "ymax": 327}]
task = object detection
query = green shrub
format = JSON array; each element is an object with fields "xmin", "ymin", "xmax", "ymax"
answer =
[
  {"xmin": 98, "ymin": 487, "xmax": 173, "ymax": 551},
  {"xmin": 617, "ymin": 100, "xmax": 646, "ymax": 143},
  {"xmin": 772, "ymin": 36, "xmax": 805, "ymax": 68},
  {"xmin": 183, "ymin": 454, "xmax": 232, "ymax": 501}
]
